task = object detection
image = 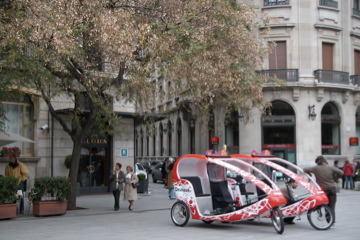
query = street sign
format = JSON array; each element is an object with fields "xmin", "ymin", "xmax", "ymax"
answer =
[{"xmin": 120, "ymin": 148, "xmax": 128, "ymax": 157}]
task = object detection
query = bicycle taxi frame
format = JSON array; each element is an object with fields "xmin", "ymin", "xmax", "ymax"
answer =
[
  {"xmin": 170, "ymin": 154, "xmax": 287, "ymax": 234},
  {"xmin": 231, "ymin": 154, "xmax": 335, "ymax": 230}
]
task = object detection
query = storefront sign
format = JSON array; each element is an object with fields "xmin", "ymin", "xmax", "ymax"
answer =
[
  {"xmin": 210, "ymin": 136, "xmax": 219, "ymax": 144},
  {"xmin": 321, "ymin": 145, "xmax": 339, "ymax": 149},
  {"xmin": 262, "ymin": 144, "xmax": 295, "ymax": 148},
  {"xmin": 349, "ymin": 137, "xmax": 359, "ymax": 146},
  {"xmin": 120, "ymin": 148, "xmax": 128, "ymax": 157}
]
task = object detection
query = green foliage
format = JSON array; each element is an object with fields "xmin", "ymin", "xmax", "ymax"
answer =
[
  {"xmin": 0, "ymin": 176, "xmax": 18, "ymax": 204},
  {"xmin": 32, "ymin": 176, "xmax": 71, "ymax": 201},
  {"xmin": 137, "ymin": 173, "xmax": 146, "ymax": 181},
  {"xmin": 355, "ymin": 169, "xmax": 360, "ymax": 182},
  {"xmin": 64, "ymin": 155, "xmax": 72, "ymax": 169}
]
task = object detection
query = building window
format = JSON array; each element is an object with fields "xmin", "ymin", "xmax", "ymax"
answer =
[
  {"xmin": 1, "ymin": 94, "xmax": 33, "ymax": 156},
  {"xmin": 168, "ymin": 121, "xmax": 172, "ymax": 156},
  {"xmin": 153, "ymin": 132, "xmax": 156, "ymax": 156},
  {"xmin": 177, "ymin": 118, "xmax": 182, "ymax": 156},
  {"xmin": 264, "ymin": 0, "xmax": 289, "ymax": 7},
  {"xmin": 321, "ymin": 102, "xmax": 340, "ymax": 155},
  {"xmin": 319, "ymin": 0, "xmax": 338, "ymax": 9},
  {"xmin": 322, "ymin": 42, "xmax": 334, "ymax": 70},
  {"xmin": 269, "ymin": 41, "xmax": 287, "ymax": 69}
]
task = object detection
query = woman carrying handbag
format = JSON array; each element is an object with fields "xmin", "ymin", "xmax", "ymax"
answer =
[{"xmin": 124, "ymin": 165, "xmax": 139, "ymax": 210}]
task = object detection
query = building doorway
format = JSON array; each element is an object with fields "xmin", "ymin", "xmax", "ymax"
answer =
[
  {"xmin": 78, "ymin": 137, "xmax": 110, "ymax": 194},
  {"xmin": 262, "ymin": 100, "xmax": 296, "ymax": 164}
]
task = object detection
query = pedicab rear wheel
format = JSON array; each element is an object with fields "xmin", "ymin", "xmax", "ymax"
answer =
[
  {"xmin": 271, "ymin": 207, "xmax": 284, "ymax": 234},
  {"xmin": 307, "ymin": 205, "xmax": 334, "ymax": 230},
  {"xmin": 171, "ymin": 201, "xmax": 190, "ymax": 227}
]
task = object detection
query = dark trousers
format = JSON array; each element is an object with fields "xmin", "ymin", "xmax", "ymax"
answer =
[
  {"xmin": 324, "ymin": 187, "xmax": 337, "ymax": 222},
  {"xmin": 113, "ymin": 190, "xmax": 121, "ymax": 209},
  {"xmin": 18, "ymin": 181, "xmax": 25, "ymax": 212}
]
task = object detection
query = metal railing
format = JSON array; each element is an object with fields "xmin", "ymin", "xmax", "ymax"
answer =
[
  {"xmin": 258, "ymin": 69, "xmax": 299, "ymax": 82},
  {"xmin": 350, "ymin": 75, "xmax": 360, "ymax": 86},
  {"xmin": 264, "ymin": 0, "xmax": 289, "ymax": 6},
  {"xmin": 319, "ymin": 0, "xmax": 338, "ymax": 9},
  {"xmin": 314, "ymin": 70, "xmax": 349, "ymax": 85}
]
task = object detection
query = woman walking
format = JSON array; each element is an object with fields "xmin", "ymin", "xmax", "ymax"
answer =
[
  {"xmin": 109, "ymin": 163, "xmax": 125, "ymax": 211},
  {"xmin": 124, "ymin": 165, "xmax": 139, "ymax": 210}
]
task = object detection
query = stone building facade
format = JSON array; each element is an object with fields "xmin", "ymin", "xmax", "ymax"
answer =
[{"xmin": 135, "ymin": 0, "xmax": 360, "ymax": 168}]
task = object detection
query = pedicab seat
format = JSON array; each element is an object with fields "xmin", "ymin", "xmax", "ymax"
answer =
[
  {"xmin": 210, "ymin": 180, "xmax": 239, "ymax": 210},
  {"xmin": 182, "ymin": 177, "xmax": 211, "ymax": 197}
]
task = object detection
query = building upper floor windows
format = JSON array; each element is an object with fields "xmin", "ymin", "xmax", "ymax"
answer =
[
  {"xmin": 319, "ymin": 0, "xmax": 338, "ymax": 9},
  {"xmin": 264, "ymin": 0, "xmax": 289, "ymax": 7}
]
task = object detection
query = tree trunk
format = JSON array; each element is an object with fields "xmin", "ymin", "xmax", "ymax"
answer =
[{"xmin": 67, "ymin": 140, "xmax": 83, "ymax": 210}]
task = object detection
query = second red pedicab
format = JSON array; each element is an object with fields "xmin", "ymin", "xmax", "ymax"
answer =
[
  {"xmin": 170, "ymin": 154, "xmax": 287, "ymax": 234},
  {"xmin": 231, "ymin": 154, "xmax": 335, "ymax": 230}
]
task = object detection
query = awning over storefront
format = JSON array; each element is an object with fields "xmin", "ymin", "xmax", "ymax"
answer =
[{"xmin": 0, "ymin": 131, "xmax": 34, "ymax": 147}]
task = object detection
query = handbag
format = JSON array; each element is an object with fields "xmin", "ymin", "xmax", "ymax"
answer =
[{"xmin": 132, "ymin": 182, "xmax": 139, "ymax": 189}]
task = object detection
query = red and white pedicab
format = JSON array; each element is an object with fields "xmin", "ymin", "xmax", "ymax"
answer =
[
  {"xmin": 231, "ymin": 154, "xmax": 335, "ymax": 230},
  {"xmin": 170, "ymin": 154, "xmax": 287, "ymax": 234}
]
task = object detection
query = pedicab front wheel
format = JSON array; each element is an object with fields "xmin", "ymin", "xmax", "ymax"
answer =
[
  {"xmin": 271, "ymin": 207, "xmax": 284, "ymax": 234},
  {"xmin": 307, "ymin": 205, "xmax": 334, "ymax": 230},
  {"xmin": 171, "ymin": 201, "xmax": 190, "ymax": 227}
]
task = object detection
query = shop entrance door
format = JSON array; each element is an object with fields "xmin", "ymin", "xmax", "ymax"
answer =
[{"xmin": 79, "ymin": 147, "xmax": 109, "ymax": 194}]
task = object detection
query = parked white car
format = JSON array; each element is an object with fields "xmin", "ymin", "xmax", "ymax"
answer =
[{"xmin": 134, "ymin": 163, "xmax": 148, "ymax": 180}]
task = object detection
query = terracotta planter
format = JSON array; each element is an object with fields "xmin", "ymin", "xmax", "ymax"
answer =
[
  {"xmin": 32, "ymin": 200, "xmax": 67, "ymax": 217},
  {"xmin": 0, "ymin": 203, "xmax": 17, "ymax": 220},
  {"xmin": 1, "ymin": 152, "xmax": 20, "ymax": 157}
]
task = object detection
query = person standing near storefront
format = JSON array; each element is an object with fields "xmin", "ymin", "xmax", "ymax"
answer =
[
  {"xmin": 5, "ymin": 153, "xmax": 29, "ymax": 214},
  {"xmin": 304, "ymin": 156, "xmax": 343, "ymax": 224},
  {"xmin": 109, "ymin": 163, "xmax": 125, "ymax": 211},
  {"xmin": 342, "ymin": 160, "xmax": 354, "ymax": 190}
]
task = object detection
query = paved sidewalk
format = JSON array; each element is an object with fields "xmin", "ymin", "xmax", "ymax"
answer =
[{"xmin": 1, "ymin": 182, "xmax": 360, "ymax": 240}]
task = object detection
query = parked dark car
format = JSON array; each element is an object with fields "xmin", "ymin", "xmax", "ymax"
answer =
[
  {"xmin": 142, "ymin": 160, "xmax": 163, "ymax": 174},
  {"xmin": 151, "ymin": 164, "xmax": 164, "ymax": 183}
]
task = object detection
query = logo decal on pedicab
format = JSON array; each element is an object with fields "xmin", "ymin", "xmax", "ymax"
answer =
[{"xmin": 175, "ymin": 187, "xmax": 191, "ymax": 192}]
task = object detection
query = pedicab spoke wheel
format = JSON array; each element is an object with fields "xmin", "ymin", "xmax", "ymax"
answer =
[
  {"xmin": 171, "ymin": 201, "xmax": 190, "ymax": 227},
  {"xmin": 271, "ymin": 207, "xmax": 284, "ymax": 234},
  {"xmin": 307, "ymin": 205, "xmax": 334, "ymax": 230}
]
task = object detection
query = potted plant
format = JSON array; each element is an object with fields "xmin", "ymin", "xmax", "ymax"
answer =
[
  {"xmin": 0, "ymin": 146, "xmax": 21, "ymax": 157},
  {"xmin": 136, "ymin": 173, "xmax": 148, "ymax": 193},
  {"xmin": 0, "ymin": 176, "xmax": 18, "ymax": 220},
  {"xmin": 31, "ymin": 176, "xmax": 71, "ymax": 217}
]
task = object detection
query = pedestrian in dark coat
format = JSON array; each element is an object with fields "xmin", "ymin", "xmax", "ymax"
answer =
[{"xmin": 109, "ymin": 163, "xmax": 125, "ymax": 211}]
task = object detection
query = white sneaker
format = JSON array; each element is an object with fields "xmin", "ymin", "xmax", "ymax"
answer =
[{"xmin": 330, "ymin": 224, "xmax": 335, "ymax": 229}]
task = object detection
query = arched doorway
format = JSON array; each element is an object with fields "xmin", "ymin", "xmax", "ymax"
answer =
[
  {"xmin": 321, "ymin": 102, "xmax": 340, "ymax": 155},
  {"xmin": 262, "ymin": 100, "xmax": 296, "ymax": 163},
  {"xmin": 356, "ymin": 107, "xmax": 360, "ymax": 155}
]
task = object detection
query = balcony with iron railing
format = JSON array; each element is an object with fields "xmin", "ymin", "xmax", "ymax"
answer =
[
  {"xmin": 263, "ymin": 0, "xmax": 289, "ymax": 7},
  {"xmin": 350, "ymin": 75, "xmax": 360, "ymax": 86},
  {"xmin": 319, "ymin": 0, "xmax": 338, "ymax": 9},
  {"xmin": 314, "ymin": 70, "xmax": 349, "ymax": 85},
  {"xmin": 258, "ymin": 69, "xmax": 299, "ymax": 82}
]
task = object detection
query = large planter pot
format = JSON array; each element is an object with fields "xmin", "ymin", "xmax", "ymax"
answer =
[
  {"xmin": 1, "ymin": 152, "xmax": 20, "ymax": 157},
  {"xmin": 137, "ymin": 180, "xmax": 148, "ymax": 193},
  {"xmin": 0, "ymin": 203, "xmax": 17, "ymax": 220},
  {"xmin": 32, "ymin": 200, "xmax": 67, "ymax": 217},
  {"xmin": 354, "ymin": 181, "xmax": 360, "ymax": 191}
]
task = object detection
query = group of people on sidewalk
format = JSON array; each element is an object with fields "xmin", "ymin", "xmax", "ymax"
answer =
[
  {"xmin": 109, "ymin": 163, "xmax": 139, "ymax": 211},
  {"xmin": 334, "ymin": 159, "xmax": 360, "ymax": 190}
]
